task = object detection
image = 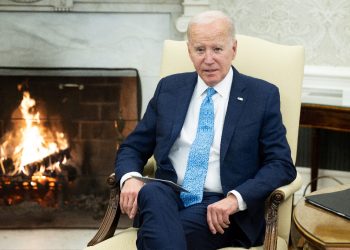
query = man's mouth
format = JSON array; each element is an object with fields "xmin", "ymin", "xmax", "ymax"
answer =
[{"xmin": 203, "ymin": 69, "xmax": 217, "ymax": 73}]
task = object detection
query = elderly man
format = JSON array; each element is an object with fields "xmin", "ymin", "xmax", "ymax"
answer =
[{"xmin": 116, "ymin": 10, "xmax": 296, "ymax": 250}]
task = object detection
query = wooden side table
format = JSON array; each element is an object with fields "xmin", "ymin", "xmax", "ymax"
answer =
[
  {"xmin": 299, "ymin": 104, "xmax": 350, "ymax": 191},
  {"xmin": 292, "ymin": 184, "xmax": 350, "ymax": 249}
]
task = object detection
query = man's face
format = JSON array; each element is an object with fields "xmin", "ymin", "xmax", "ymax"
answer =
[{"xmin": 187, "ymin": 19, "xmax": 237, "ymax": 86}]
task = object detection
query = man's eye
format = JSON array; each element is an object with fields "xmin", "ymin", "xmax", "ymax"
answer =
[
  {"xmin": 195, "ymin": 48, "xmax": 205, "ymax": 53},
  {"xmin": 214, "ymin": 47, "xmax": 223, "ymax": 53}
]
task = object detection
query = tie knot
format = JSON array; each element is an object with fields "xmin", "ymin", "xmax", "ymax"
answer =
[{"xmin": 206, "ymin": 87, "xmax": 216, "ymax": 98}]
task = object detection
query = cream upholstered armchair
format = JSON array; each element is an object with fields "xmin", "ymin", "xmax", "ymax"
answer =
[{"xmin": 85, "ymin": 35, "xmax": 304, "ymax": 250}]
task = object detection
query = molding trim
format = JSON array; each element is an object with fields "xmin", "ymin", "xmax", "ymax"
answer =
[
  {"xmin": 303, "ymin": 65, "xmax": 350, "ymax": 107},
  {"xmin": 175, "ymin": 0, "xmax": 209, "ymax": 34},
  {"xmin": 0, "ymin": 0, "xmax": 182, "ymax": 12}
]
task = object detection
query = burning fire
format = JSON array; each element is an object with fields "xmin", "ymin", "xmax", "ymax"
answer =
[{"xmin": 0, "ymin": 90, "xmax": 69, "ymax": 179}]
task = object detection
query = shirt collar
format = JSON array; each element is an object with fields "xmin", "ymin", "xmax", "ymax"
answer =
[{"xmin": 196, "ymin": 67, "xmax": 233, "ymax": 99}]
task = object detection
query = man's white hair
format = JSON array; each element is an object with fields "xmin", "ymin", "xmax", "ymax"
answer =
[{"xmin": 187, "ymin": 10, "xmax": 236, "ymax": 41}]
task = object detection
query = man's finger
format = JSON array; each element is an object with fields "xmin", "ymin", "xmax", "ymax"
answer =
[
  {"xmin": 127, "ymin": 196, "xmax": 134, "ymax": 212},
  {"xmin": 217, "ymin": 211, "xmax": 230, "ymax": 229},
  {"xmin": 119, "ymin": 194, "xmax": 126, "ymax": 214},
  {"xmin": 223, "ymin": 214, "xmax": 230, "ymax": 225},
  {"xmin": 214, "ymin": 218, "xmax": 225, "ymax": 235},
  {"xmin": 207, "ymin": 207, "xmax": 216, "ymax": 234},
  {"xmin": 129, "ymin": 197, "xmax": 138, "ymax": 219}
]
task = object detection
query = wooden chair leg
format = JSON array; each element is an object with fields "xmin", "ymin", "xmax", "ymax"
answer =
[
  {"xmin": 87, "ymin": 174, "xmax": 120, "ymax": 246},
  {"xmin": 263, "ymin": 190, "xmax": 285, "ymax": 250}
]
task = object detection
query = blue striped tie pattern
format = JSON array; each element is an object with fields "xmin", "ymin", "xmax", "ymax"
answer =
[{"xmin": 180, "ymin": 87, "xmax": 216, "ymax": 207}]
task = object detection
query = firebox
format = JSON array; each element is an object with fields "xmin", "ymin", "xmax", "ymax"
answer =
[{"xmin": 0, "ymin": 67, "xmax": 140, "ymax": 228}]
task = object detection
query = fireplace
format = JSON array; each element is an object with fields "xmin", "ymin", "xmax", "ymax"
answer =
[
  {"xmin": 0, "ymin": 67, "xmax": 140, "ymax": 228},
  {"xmin": 0, "ymin": 0, "xmax": 184, "ymax": 229}
]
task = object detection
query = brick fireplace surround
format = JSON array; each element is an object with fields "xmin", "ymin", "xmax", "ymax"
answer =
[{"xmin": 0, "ymin": 67, "xmax": 140, "ymax": 228}]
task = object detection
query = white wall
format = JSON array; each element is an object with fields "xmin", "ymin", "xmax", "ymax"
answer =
[
  {"xmin": 210, "ymin": 0, "xmax": 350, "ymax": 67},
  {"xmin": 210, "ymin": 0, "xmax": 350, "ymax": 106}
]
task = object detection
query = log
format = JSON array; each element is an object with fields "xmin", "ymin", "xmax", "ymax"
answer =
[{"xmin": 0, "ymin": 148, "xmax": 70, "ymax": 177}]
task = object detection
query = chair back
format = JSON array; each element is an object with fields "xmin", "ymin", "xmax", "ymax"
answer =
[{"xmin": 160, "ymin": 36, "xmax": 304, "ymax": 245}]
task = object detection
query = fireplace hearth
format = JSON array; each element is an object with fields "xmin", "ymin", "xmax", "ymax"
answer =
[{"xmin": 0, "ymin": 67, "xmax": 140, "ymax": 228}]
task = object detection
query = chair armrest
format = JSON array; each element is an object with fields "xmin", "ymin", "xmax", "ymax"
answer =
[
  {"xmin": 273, "ymin": 173, "xmax": 303, "ymax": 200},
  {"xmin": 87, "ymin": 173, "xmax": 121, "ymax": 246},
  {"xmin": 263, "ymin": 173, "xmax": 302, "ymax": 250}
]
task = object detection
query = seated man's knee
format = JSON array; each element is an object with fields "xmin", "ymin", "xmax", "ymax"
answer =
[
  {"xmin": 138, "ymin": 182, "xmax": 175, "ymax": 207},
  {"xmin": 139, "ymin": 181, "xmax": 165, "ymax": 196}
]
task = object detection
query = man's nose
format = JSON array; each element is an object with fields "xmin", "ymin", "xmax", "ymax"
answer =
[{"xmin": 204, "ymin": 50, "xmax": 215, "ymax": 64}]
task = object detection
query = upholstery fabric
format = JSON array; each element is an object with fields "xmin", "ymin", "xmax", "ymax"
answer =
[{"xmin": 84, "ymin": 227, "xmax": 288, "ymax": 250}]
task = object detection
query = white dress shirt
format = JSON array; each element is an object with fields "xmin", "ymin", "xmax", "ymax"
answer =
[{"xmin": 121, "ymin": 68, "xmax": 247, "ymax": 210}]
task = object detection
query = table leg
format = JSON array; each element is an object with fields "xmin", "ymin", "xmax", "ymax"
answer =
[{"xmin": 310, "ymin": 128, "xmax": 320, "ymax": 192}]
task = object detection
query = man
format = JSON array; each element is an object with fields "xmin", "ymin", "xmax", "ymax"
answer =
[{"xmin": 115, "ymin": 10, "xmax": 296, "ymax": 249}]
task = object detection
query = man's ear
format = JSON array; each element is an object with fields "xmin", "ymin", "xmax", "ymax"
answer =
[{"xmin": 232, "ymin": 39, "xmax": 238, "ymax": 60}]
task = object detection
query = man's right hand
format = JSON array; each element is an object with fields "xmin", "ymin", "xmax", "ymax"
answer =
[{"xmin": 120, "ymin": 178, "xmax": 144, "ymax": 219}]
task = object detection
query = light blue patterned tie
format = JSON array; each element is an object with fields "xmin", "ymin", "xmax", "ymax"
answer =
[{"xmin": 180, "ymin": 87, "xmax": 216, "ymax": 207}]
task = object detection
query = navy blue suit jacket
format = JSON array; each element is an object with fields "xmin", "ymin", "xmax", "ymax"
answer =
[{"xmin": 115, "ymin": 67, "xmax": 296, "ymax": 247}]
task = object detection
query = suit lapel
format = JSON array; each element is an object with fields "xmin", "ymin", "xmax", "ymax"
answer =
[
  {"xmin": 220, "ymin": 68, "xmax": 247, "ymax": 162},
  {"xmin": 167, "ymin": 73, "xmax": 197, "ymax": 150}
]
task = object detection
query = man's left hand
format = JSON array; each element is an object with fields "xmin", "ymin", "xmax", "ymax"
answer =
[{"xmin": 207, "ymin": 194, "xmax": 238, "ymax": 234}]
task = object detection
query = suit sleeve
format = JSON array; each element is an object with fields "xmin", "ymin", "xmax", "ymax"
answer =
[{"xmin": 114, "ymin": 79, "xmax": 163, "ymax": 183}]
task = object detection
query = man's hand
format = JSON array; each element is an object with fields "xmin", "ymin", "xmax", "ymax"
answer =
[
  {"xmin": 207, "ymin": 194, "xmax": 239, "ymax": 234},
  {"xmin": 120, "ymin": 178, "xmax": 144, "ymax": 219}
]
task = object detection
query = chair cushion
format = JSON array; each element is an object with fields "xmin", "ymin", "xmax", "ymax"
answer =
[
  {"xmin": 85, "ymin": 227, "xmax": 288, "ymax": 250},
  {"xmin": 85, "ymin": 228, "xmax": 138, "ymax": 250}
]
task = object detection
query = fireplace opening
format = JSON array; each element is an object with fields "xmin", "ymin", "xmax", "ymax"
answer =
[{"xmin": 0, "ymin": 67, "xmax": 140, "ymax": 228}]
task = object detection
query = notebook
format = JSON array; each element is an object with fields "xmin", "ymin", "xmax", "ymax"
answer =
[
  {"xmin": 305, "ymin": 188, "xmax": 350, "ymax": 220},
  {"xmin": 132, "ymin": 176, "xmax": 189, "ymax": 193}
]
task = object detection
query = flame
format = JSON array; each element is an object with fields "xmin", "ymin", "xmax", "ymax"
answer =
[{"xmin": 0, "ymin": 90, "xmax": 69, "ymax": 177}]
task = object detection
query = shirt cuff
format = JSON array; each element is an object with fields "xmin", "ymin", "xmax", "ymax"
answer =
[
  {"xmin": 120, "ymin": 172, "xmax": 143, "ymax": 189},
  {"xmin": 228, "ymin": 190, "xmax": 247, "ymax": 211}
]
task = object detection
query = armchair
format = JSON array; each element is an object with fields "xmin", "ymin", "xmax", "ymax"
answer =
[{"xmin": 85, "ymin": 35, "xmax": 304, "ymax": 250}]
